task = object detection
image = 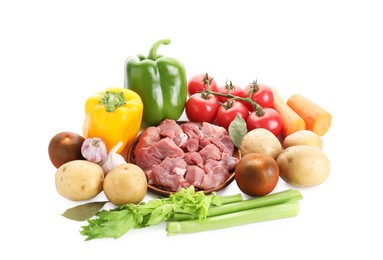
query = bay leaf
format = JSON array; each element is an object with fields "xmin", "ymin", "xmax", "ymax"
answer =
[
  {"xmin": 62, "ymin": 201, "xmax": 108, "ymax": 221},
  {"xmin": 228, "ymin": 115, "xmax": 247, "ymax": 148}
]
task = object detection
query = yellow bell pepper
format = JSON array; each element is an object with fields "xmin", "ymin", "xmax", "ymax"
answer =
[{"xmin": 83, "ymin": 87, "xmax": 143, "ymax": 154}]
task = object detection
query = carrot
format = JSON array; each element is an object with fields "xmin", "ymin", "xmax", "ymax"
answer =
[
  {"xmin": 286, "ymin": 94, "xmax": 332, "ymax": 136},
  {"xmin": 271, "ymin": 87, "xmax": 306, "ymax": 137}
]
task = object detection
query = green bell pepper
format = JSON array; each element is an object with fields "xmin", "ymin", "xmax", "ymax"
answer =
[{"xmin": 124, "ymin": 39, "xmax": 187, "ymax": 126}]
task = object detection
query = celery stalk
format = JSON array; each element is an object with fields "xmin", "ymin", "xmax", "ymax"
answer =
[
  {"xmin": 172, "ymin": 189, "xmax": 302, "ymax": 221},
  {"xmin": 220, "ymin": 193, "xmax": 243, "ymax": 204},
  {"xmin": 166, "ymin": 201, "xmax": 300, "ymax": 236}
]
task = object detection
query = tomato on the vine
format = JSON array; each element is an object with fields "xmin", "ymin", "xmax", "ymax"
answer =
[
  {"xmin": 216, "ymin": 100, "xmax": 249, "ymax": 130},
  {"xmin": 242, "ymin": 82, "xmax": 274, "ymax": 111},
  {"xmin": 216, "ymin": 81, "xmax": 244, "ymax": 103},
  {"xmin": 185, "ymin": 93, "xmax": 219, "ymax": 123},
  {"xmin": 246, "ymin": 108, "xmax": 282, "ymax": 136},
  {"xmin": 187, "ymin": 73, "xmax": 218, "ymax": 96}
]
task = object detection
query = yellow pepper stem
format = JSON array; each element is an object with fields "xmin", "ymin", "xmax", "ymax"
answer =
[{"xmin": 100, "ymin": 91, "xmax": 126, "ymax": 112}]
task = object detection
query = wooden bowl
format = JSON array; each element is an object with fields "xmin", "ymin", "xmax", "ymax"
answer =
[{"xmin": 126, "ymin": 122, "xmax": 238, "ymax": 197}]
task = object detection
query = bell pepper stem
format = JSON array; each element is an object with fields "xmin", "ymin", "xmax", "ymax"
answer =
[
  {"xmin": 148, "ymin": 39, "xmax": 171, "ymax": 61},
  {"xmin": 100, "ymin": 91, "xmax": 126, "ymax": 112}
]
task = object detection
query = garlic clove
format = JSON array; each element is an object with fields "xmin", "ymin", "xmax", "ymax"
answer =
[
  {"xmin": 100, "ymin": 141, "xmax": 127, "ymax": 175},
  {"xmin": 81, "ymin": 137, "xmax": 107, "ymax": 163}
]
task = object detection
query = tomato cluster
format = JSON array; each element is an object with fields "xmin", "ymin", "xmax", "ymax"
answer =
[{"xmin": 185, "ymin": 73, "xmax": 282, "ymax": 136}]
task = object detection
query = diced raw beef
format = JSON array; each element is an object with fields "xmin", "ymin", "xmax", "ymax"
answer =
[
  {"xmin": 145, "ymin": 170, "xmax": 153, "ymax": 183},
  {"xmin": 201, "ymin": 122, "xmax": 228, "ymax": 138},
  {"xmin": 200, "ymin": 170, "xmax": 229, "ymax": 190},
  {"xmin": 159, "ymin": 157, "xmax": 187, "ymax": 174},
  {"xmin": 199, "ymin": 137, "xmax": 211, "ymax": 148},
  {"xmin": 133, "ymin": 119, "xmax": 239, "ymax": 192},
  {"xmin": 174, "ymin": 134, "xmax": 188, "ymax": 147},
  {"xmin": 200, "ymin": 161, "xmax": 230, "ymax": 190},
  {"xmin": 181, "ymin": 137, "xmax": 199, "ymax": 152},
  {"xmin": 173, "ymin": 167, "xmax": 187, "ymax": 176},
  {"xmin": 221, "ymin": 152, "xmax": 239, "ymax": 171},
  {"xmin": 199, "ymin": 144, "xmax": 221, "ymax": 161},
  {"xmin": 134, "ymin": 149, "xmax": 162, "ymax": 172},
  {"xmin": 147, "ymin": 137, "xmax": 184, "ymax": 159},
  {"xmin": 158, "ymin": 119, "xmax": 188, "ymax": 146},
  {"xmin": 183, "ymin": 152, "xmax": 204, "ymax": 168},
  {"xmin": 134, "ymin": 126, "xmax": 161, "ymax": 156},
  {"xmin": 185, "ymin": 165, "xmax": 205, "ymax": 188},
  {"xmin": 151, "ymin": 164, "xmax": 190, "ymax": 191},
  {"xmin": 181, "ymin": 122, "xmax": 204, "ymax": 140},
  {"xmin": 158, "ymin": 119, "xmax": 183, "ymax": 139},
  {"xmin": 204, "ymin": 159, "xmax": 220, "ymax": 174},
  {"xmin": 220, "ymin": 135, "xmax": 235, "ymax": 154},
  {"xmin": 209, "ymin": 135, "xmax": 235, "ymax": 154}
]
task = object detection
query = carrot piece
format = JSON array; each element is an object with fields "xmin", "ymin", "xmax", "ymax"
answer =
[
  {"xmin": 271, "ymin": 87, "xmax": 306, "ymax": 137},
  {"xmin": 287, "ymin": 94, "xmax": 332, "ymax": 136}
]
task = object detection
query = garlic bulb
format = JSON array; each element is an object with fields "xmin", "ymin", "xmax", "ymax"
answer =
[
  {"xmin": 100, "ymin": 141, "xmax": 126, "ymax": 174},
  {"xmin": 81, "ymin": 137, "xmax": 107, "ymax": 163}
]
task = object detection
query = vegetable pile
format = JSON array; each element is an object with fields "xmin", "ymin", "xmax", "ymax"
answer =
[{"xmin": 48, "ymin": 38, "xmax": 333, "ymax": 240}]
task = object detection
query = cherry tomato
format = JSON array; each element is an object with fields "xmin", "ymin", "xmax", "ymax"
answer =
[
  {"xmin": 242, "ymin": 82, "xmax": 274, "ymax": 111},
  {"xmin": 216, "ymin": 101, "xmax": 249, "ymax": 130},
  {"xmin": 48, "ymin": 131, "xmax": 85, "ymax": 168},
  {"xmin": 246, "ymin": 108, "xmax": 282, "ymax": 136},
  {"xmin": 187, "ymin": 73, "xmax": 218, "ymax": 96},
  {"xmin": 235, "ymin": 153, "xmax": 279, "ymax": 197},
  {"xmin": 216, "ymin": 82, "xmax": 244, "ymax": 103},
  {"xmin": 185, "ymin": 93, "xmax": 219, "ymax": 123}
]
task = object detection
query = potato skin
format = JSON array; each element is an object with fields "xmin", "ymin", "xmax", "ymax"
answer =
[
  {"xmin": 103, "ymin": 163, "xmax": 147, "ymax": 206},
  {"xmin": 277, "ymin": 145, "xmax": 330, "ymax": 187},
  {"xmin": 55, "ymin": 160, "xmax": 104, "ymax": 201},
  {"xmin": 282, "ymin": 130, "xmax": 323, "ymax": 149},
  {"xmin": 240, "ymin": 128, "xmax": 282, "ymax": 159}
]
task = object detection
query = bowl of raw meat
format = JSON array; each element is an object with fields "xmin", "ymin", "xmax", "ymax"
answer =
[{"xmin": 127, "ymin": 119, "xmax": 240, "ymax": 197}]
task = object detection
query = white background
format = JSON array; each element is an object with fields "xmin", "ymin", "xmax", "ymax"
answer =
[{"xmin": 1, "ymin": 0, "xmax": 382, "ymax": 259}]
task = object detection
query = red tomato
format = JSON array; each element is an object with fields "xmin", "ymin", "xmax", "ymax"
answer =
[
  {"xmin": 246, "ymin": 108, "xmax": 282, "ymax": 136},
  {"xmin": 242, "ymin": 82, "xmax": 274, "ymax": 111},
  {"xmin": 216, "ymin": 82, "xmax": 244, "ymax": 103},
  {"xmin": 216, "ymin": 101, "xmax": 249, "ymax": 130},
  {"xmin": 185, "ymin": 93, "xmax": 219, "ymax": 123},
  {"xmin": 187, "ymin": 73, "xmax": 218, "ymax": 96}
]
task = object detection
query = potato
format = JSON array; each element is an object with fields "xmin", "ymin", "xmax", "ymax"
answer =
[
  {"xmin": 55, "ymin": 160, "xmax": 104, "ymax": 201},
  {"xmin": 103, "ymin": 163, "xmax": 147, "ymax": 206},
  {"xmin": 240, "ymin": 128, "xmax": 282, "ymax": 159},
  {"xmin": 277, "ymin": 145, "xmax": 330, "ymax": 187},
  {"xmin": 282, "ymin": 130, "xmax": 323, "ymax": 149}
]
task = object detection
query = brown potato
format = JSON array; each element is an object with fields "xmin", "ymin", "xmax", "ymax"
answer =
[
  {"xmin": 103, "ymin": 163, "xmax": 147, "ymax": 205},
  {"xmin": 277, "ymin": 145, "xmax": 330, "ymax": 187},
  {"xmin": 240, "ymin": 128, "xmax": 282, "ymax": 159},
  {"xmin": 55, "ymin": 160, "xmax": 104, "ymax": 201},
  {"xmin": 282, "ymin": 130, "xmax": 323, "ymax": 149}
]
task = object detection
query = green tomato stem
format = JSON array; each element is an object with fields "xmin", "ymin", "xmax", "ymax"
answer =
[{"xmin": 201, "ymin": 75, "xmax": 264, "ymax": 116}]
